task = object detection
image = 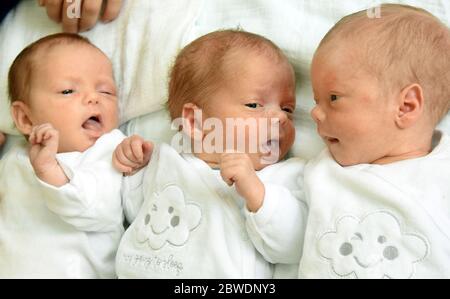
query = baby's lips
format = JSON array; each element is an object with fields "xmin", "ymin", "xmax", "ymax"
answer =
[{"xmin": 82, "ymin": 118, "xmax": 103, "ymax": 138}]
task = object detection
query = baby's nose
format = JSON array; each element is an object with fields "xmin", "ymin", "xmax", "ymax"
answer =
[
  {"xmin": 84, "ymin": 93, "xmax": 100, "ymax": 105},
  {"xmin": 311, "ymin": 105, "xmax": 325, "ymax": 123},
  {"xmin": 268, "ymin": 107, "xmax": 288, "ymax": 124}
]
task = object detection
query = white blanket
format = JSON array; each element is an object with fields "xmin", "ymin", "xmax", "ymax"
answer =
[{"xmin": 1, "ymin": 0, "xmax": 449, "ymax": 160}]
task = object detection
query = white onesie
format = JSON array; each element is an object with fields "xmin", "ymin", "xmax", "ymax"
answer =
[
  {"xmin": 252, "ymin": 131, "xmax": 450, "ymax": 279},
  {"xmin": 0, "ymin": 129, "xmax": 125, "ymax": 278},
  {"xmin": 116, "ymin": 143, "xmax": 306, "ymax": 278}
]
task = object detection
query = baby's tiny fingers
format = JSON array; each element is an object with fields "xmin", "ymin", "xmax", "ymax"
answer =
[
  {"xmin": 36, "ymin": 126, "xmax": 51, "ymax": 143},
  {"xmin": 123, "ymin": 143, "xmax": 139, "ymax": 163},
  {"xmin": 131, "ymin": 137, "xmax": 144, "ymax": 162},
  {"xmin": 43, "ymin": 129, "xmax": 56, "ymax": 141},
  {"xmin": 113, "ymin": 148, "xmax": 133, "ymax": 173},
  {"xmin": 116, "ymin": 145, "xmax": 142, "ymax": 168},
  {"xmin": 142, "ymin": 141, "xmax": 154, "ymax": 163},
  {"xmin": 220, "ymin": 168, "xmax": 235, "ymax": 186}
]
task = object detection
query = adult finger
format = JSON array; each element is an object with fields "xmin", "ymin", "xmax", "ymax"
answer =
[
  {"xmin": 44, "ymin": 0, "xmax": 64, "ymax": 23},
  {"xmin": 79, "ymin": 0, "xmax": 103, "ymax": 32},
  {"xmin": 62, "ymin": 0, "xmax": 80, "ymax": 33},
  {"xmin": 101, "ymin": 0, "xmax": 123, "ymax": 22}
]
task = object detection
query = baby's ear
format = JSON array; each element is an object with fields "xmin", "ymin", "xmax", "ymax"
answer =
[
  {"xmin": 395, "ymin": 84, "xmax": 424, "ymax": 129},
  {"xmin": 181, "ymin": 103, "xmax": 203, "ymax": 141},
  {"xmin": 10, "ymin": 101, "xmax": 34, "ymax": 135}
]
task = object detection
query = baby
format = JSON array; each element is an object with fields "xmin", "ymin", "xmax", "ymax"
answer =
[
  {"xmin": 113, "ymin": 30, "xmax": 306, "ymax": 278},
  {"xmin": 0, "ymin": 33, "xmax": 133, "ymax": 278},
  {"xmin": 251, "ymin": 4, "xmax": 450, "ymax": 279}
]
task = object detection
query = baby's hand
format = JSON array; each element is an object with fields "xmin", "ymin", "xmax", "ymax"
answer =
[
  {"xmin": 113, "ymin": 135, "xmax": 153, "ymax": 176},
  {"xmin": 29, "ymin": 124, "xmax": 68, "ymax": 186},
  {"xmin": 220, "ymin": 152, "xmax": 265, "ymax": 212}
]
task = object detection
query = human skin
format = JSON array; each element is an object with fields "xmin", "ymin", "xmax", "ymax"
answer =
[
  {"xmin": 114, "ymin": 48, "xmax": 296, "ymax": 212},
  {"xmin": 310, "ymin": 43, "xmax": 432, "ymax": 166},
  {"xmin": 12, "ymin": 43, "xmax": 118, "ymax": 186},
  {"xmin": 38, "ymin": 0, "xmax": 123, "ymax": 33}
]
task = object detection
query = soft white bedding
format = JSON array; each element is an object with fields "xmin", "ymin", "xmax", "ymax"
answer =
[{"xmin": 1, "ymin": 0, "xmax": 449, "ymax": 160}]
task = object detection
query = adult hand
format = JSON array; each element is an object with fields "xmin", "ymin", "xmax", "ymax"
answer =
[{"xmin": 38, "ymin": 0, "xmax": 123, "ymax": 33}]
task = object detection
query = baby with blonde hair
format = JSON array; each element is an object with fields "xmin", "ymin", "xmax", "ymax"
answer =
[
  {"xmin": 311, "ymin": 4, "xmax": 450, "ymax": 166},
  {"xmin": 255, "ymin": 4, "xmax": 450, "ymax": 279},
  {"xmin": 113, "ymin": 30, "xmax": 305, "ymax": 278},
  {"xmin": 0, "ymin": 33, "xmax": 127, "ymax": 278}
]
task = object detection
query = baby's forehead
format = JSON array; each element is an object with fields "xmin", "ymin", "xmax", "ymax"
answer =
[
  {"xmin": 313, "ymin": 43, "xmax": 364, "ymax": 75},
  {"xmin": 31, "ymin": 43, "xmax": 111, "ymax": 74}
]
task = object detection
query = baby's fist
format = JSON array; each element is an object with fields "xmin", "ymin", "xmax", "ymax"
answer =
[
  {"xmin": 220, "ymin": 152, "xmax": 265, "ymax": 212},
  {"xmin": 29, "ymin": 123, "xmax": 59, "ymax": 166},
  {"xmin": 113, "ymin": 135, "xmax": 153, "ymax": 175},
  {"xmin": 28, "ymin": 123, "xmax": 68, "ymax": 187}
]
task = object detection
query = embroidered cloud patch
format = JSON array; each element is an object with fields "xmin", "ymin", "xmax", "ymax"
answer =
[
  {"xmin": 135, "ymin": 184, "xmax": 202, "ymax": 250},
  {"xmin": 318, "ymin": 211, "xmax": 428, "ymax": 279}
]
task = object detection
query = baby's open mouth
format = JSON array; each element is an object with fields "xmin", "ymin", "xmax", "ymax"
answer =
[
  {"xmin": 82, "ymin": 115, "xmax": 103, "ymax": 137},
  {"xmin": 261, "ymin": 139, "xmax": 280, "ymax": 154}
]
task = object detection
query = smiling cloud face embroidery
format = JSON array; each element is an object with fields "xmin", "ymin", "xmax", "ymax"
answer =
[
  {"xmin": 318, "ymin": 211, "xmax": 429, "ymax": 279},
  {"xmin": 135, "ymin": 184, "xmax": 202, "ymax": 250}
]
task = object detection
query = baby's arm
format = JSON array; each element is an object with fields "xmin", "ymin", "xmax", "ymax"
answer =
[
  {"xmin": 220, "ymin": 153, "xmax": 265, "ymax": 212},
  {"xmin": 220, "ymin": 154, "xmax": 306, "ymax": 263},
  {"xmin": 35, "ymin": 129, "xmax": 126, "ymax": 232},
  {"xmin": 114, "ymin": 135, "xmax": 153, "ymax": 223},
  {"xmin": 113, "ymin": 135, "xmax": 153, "ymax": 175},
  {"xmin": 245, "ymin": 183, "xmax": 307, "ymax": 264},
  {"xmin": 29, "ymin": 124, "xmax": 68, "ymax": 187}
]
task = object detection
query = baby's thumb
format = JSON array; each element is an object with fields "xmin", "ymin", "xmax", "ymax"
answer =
[{"xmin": 142, "ymin": 141, "xmax": 154, "ymax": 163}]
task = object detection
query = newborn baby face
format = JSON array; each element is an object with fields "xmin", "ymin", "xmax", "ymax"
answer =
[
  {"xmin": 200, "ymin": 49, "xmax": 296, "ymax": 170},
  {"xmin": 310, "ymin": 44, "xmax": 398, "ymax": 166},
  {"xmin": 25, "ymin": 43, "xmax": 118, "ymax": 153}
]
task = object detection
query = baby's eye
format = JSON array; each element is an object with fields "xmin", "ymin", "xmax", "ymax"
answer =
[
  {"xmin": 100, "ymin": 91, "xmax": 113, "ymax": 95},
  {"xmin": 330, "ymin": 95, "xmax": 339, "ymax": 102},
  {"xmin": 61, "ymin": 89, "xmax": 74, "ymax": 95},
  {"xmin": 282, "ymin": 107, "xmax": 294, "ymax": 114},
  {"xmin": 245, "ymin": 103, "xmax": 263, "ymax": 109}
]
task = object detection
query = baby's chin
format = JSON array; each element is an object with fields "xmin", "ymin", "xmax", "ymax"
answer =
[
  {"xmin": 251, "ymin": 152, "xmax": 285, "ymax": 171},
  {"xmin": 57, "ymin": 138, "xmax": 98, "ymax": 154},
  {"xmin": 330, "ymin": 151, "xmax": 369, "ymax": 167}
]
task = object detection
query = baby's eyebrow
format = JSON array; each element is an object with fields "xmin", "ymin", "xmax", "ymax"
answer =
[{"xmin": 59, "ymin": 76, "xmax": 82, "ymax": 84}]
